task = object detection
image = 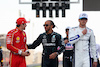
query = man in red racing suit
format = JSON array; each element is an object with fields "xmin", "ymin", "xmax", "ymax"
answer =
[{"xmin": 6, "ymin": 17, "xmax": 30, "ymax": 67}]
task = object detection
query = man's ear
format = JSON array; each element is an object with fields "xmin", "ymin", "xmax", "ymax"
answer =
[
  {"xmin": 51, "ymin": 25, "xmax": 54, "ymax": 28},
  {"xmin": 78, "ymin": 19, "xmax": 81, "ymax": 22}
]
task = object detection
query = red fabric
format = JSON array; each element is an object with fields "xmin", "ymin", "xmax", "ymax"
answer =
[
  {"xmin": 6, "ymin": 27, "xmax": 28, "ymax": 67},
  {"xmin": 9, "ymin": 53, "xmax": 26, "ymax": 67},
  {"xmin": 16, "ymin": 17, "xmax": 29, "ymax": 25}
]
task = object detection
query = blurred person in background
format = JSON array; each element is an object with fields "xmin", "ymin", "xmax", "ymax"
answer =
[
  {"xmin": 63, "ymin": 27, "xmax": 73, "ymax": 67},
  {"xmin": 0, "ymin": 43, "xmax": 3, "ymax": 67}
]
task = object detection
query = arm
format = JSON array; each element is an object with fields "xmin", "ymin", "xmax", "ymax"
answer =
[
  {"xmin": 90, "ymin": 31, "xmax": 97, "ymax": 62},
  {"xmin": 90, "ymin": 31, "xmax": 97, "ymax": 67},
  {"xmin": 6, "ymin": 31, "xmax": 20, "ymax": 54},
  {"xmin": 24, "ymin": 33, "xmax": 30, "ymax": 54},
  {"xmin": 6, "ymin": 31, "xmax": 30, "ymax": 56},
  {"xmin": 56, "ymin": 34, "xmax": 65, "ymax": 54},
  {"xmin": 68, "ymin": 28, "xmax": 85, "ymax": 44},
  {"xmin": 49, "ymin": 34, "xmax": 65, "ymax": 59},
  {"xmin": 28, "ymin": 34, "xmax": 42, "ymax": 49}
]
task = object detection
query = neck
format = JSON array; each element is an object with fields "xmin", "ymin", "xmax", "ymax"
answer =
[
  {"xmin": 66, "ymin": 35, "xmax": 68, "ymax": 38},
  {"xmin": 46, "ymin": 30, "xmax": 53, "ymax": 34},
  {"xmin": 17, "ymin": 27, "xmax": 23, "ymax": 31},
  {"xmin": 79, "ymin": 25, "xmax": 86, "ymax": 28}
]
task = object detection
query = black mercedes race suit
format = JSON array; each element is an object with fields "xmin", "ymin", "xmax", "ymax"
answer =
[
  {"xmin": 63, "ymin": 37, "xmax": 73, "ymax": 67},
  {"xmin": 28, "ymin": 32, "xmax": 65, "ymax": 67}
]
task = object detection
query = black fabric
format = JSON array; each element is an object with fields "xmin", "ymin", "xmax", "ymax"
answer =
[
  {"xmin": 42, "ymin": 55, "xmax": 58, "ymax": 67},
  {"xmin": 28, "ymin": 32, "xmax": 64, "ymax": 67},
  {"xmin": 63, "ymin": 50, "xmax": 73, "ymax": 67},
  {"xmin": 0, "ymin": 52, "xmax": 2, "ymax": 62},
  {"xmin": 0, "ymin": 51, "xmax": 3, "ymax": 66}
]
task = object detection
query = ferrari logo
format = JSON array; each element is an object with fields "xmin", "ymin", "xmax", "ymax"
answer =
[{"xmin": 23, "ymin": 33, "xmax": 25, "ymax": 36}]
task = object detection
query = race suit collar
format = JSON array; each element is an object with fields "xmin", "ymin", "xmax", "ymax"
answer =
[
  {"xmin": 16, "ymin": 27, "xmax": 23, "ymax": 33},
  {"xmin": 45, "ymin": 31, "xmax": 55, "ymax": 35},
  {"xmin": 78, "ymin": 26, "xmax": 86, "ymax": 30}
]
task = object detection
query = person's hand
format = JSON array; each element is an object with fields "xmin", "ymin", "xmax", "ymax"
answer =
[
  {"xmin": 26, "ymin": 51, "xmax": 30, "ymax": 56},
  {"xmin": 21, "ymin": 52, "xmax": 30, "ymax": 56},
  {"xmin": 49, "ymin": 52, "xmax": 58, "ymax": 59},
  {"xmin": 64, "ymin": 39, "xmax": 68, "ymax": 44},
  {"xmin": 92, "ymin": 62, "xmax": 97, "ymax": 67},
  {"xmin": 82, "ymin": 29, "xmax": 87, "ymax": 35}
]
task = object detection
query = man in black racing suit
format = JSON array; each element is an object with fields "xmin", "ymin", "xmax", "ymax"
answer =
[{"xmin": 28, "ymin": 20, "xmax": 65, "ymax": 67}]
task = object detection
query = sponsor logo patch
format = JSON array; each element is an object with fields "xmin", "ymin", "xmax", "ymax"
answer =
[{"xmin": 16, "ymin": 36, "xmax": 20, "ymax": 43}]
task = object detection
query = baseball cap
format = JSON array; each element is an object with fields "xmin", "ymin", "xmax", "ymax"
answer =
[
  {"xmin": 66, "ymin": 26, "xmax": 71, "ymax": 30},
  {"xmin": 79, "ymin": 13, "xmax": 88, "ymax": 19},
  {"xmin": 65, "ymin": 26, "xmax": 71, "ymax": 32},
  {"xmin": 16, "ymin": 17, "xmax": 29, "ymax": 25}
]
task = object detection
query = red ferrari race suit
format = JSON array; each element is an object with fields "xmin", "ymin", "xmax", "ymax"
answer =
[{"xmin": 6, "ymin": 27, "xmax": 28, "ymax": 67}]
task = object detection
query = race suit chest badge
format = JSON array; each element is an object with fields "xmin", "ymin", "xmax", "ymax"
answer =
[
  {"xmin": 42, "ymin": 35, "xmax": 47, "ymax": 43},
  {"xmin": 23, "ymin": 33, "xmax": 25, "ymax": 36},
  {"xmin": 16, "ymin": 36, "xmax": 20, "ymax": 43}
]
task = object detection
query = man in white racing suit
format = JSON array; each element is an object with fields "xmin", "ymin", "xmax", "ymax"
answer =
[{"xmin": 68, "ymin": 13, "xmax": 97, "ymax": 67}]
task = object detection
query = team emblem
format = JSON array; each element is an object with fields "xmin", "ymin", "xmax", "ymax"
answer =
[
  {"xmin": 16, "ymin": 36, "xmax": 20, "ymax": 43},
  {"xmin": 16, "ymin": 37, "xmax": 20, "ymax": 40},
  {"xmin": 23, "ymin": 33, "xmax": 25, "ymax": 36}
]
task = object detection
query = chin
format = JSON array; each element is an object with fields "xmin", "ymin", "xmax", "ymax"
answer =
[{"xmin": 23, "ymin": 28, "xmax": 25, "ymax": 30}]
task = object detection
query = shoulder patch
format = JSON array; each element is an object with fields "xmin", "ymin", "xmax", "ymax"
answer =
[
  {"xmin": 71, "ymin": 26, "xmax": 78, "ymax": 31},
  {"xmin": 71, "ymin": 26, "xmax": 78, "ymax": 29},
  {"xmin": 86, "ymin": 27, "xmax": 93, "ymax": 32}
]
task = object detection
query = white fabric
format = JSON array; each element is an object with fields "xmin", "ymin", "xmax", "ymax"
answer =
[
  {"xmin": 69, "ymin": 26, "xmax": 97, "ymax": 67},
  {"xmin": 79, "ymin": 13, "xmax": 88, "ymax": 19}
]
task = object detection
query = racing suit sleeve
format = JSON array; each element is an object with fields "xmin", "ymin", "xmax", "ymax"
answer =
[
  {"xmin": 68, "ymin": 28, "xmax": 83, "ymax": 44},
  {"xmin": 90, "ymin": 31, "xmax": 97, "ymax": 62},
  {"xmin": 56, "ymin": 34, "xmax": 65, "ymax": 54},
  {"xmin": 28, "ymin": 34, "xmax": 42, "ymax": 49},
  {"xmin": 6, "ymin": 31, "xmax": 20, "ymax": 53}
]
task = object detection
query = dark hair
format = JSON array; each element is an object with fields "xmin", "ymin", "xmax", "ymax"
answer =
[
  {"xmin": 16, "ymin": 22, "xmax": 20, "ymax": 27},
  {"xmin": 16, "ymin": 25, "xmax": 20, "ymax": 27},
  {"xmin": 65, "ymin": 29, "xmax": 69, "ymax": 32},
  {"xmin": 48, "ymin": 20, "xmax": 55, "ymax": 28}
]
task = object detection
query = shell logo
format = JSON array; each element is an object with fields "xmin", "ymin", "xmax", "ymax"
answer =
[
  {"xmin": 16, "ymin": 37, "xmax": 20, "ymax": 40},
  {"xmin": 16, "ymin": 37, "xmax": 20, "ymax": 43}
]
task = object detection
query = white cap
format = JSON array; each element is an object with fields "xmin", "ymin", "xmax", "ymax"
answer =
[
  {"xmin": 79, "ymin": 13, "xmax": 88, "ymax": 19},
  {"xmin": 66, "ymin": 26, "xmax": 71, "ymax": 29}
]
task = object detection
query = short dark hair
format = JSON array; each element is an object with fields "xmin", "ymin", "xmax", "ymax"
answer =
[
  {"xmin": 16, "ymin": 22, "xmax": 20, "ymax": 27},
  {"xmin": 65, "ymin": 29, "xmax": 69, "ymax": 32},
  {"xmin": 16, "ymin": 25, "xmax": 20, "ymax": 27}
]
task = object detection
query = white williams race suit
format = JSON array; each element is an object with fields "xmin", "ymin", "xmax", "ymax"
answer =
[{"xmin": 68, "ymin": 26, "xmax": 97, "ymax": 67}]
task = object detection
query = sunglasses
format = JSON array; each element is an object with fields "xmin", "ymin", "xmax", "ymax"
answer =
[{"xmin": 43, "ymin": 24, "xmax": 51, "ymax": 27}]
